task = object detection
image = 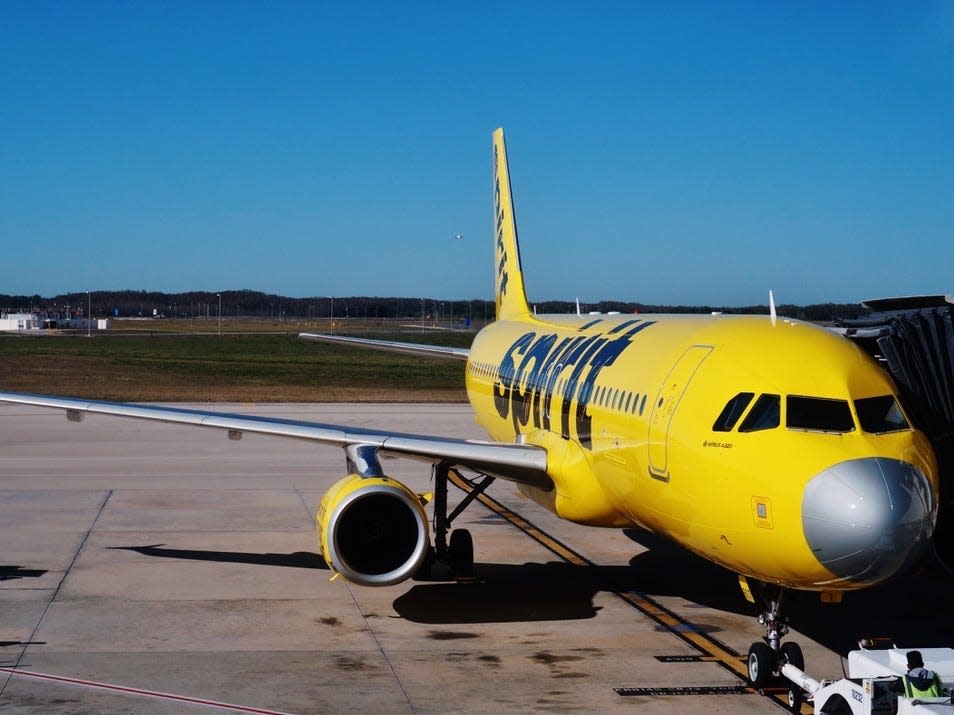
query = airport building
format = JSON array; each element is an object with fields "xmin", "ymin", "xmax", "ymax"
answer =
[
  {"xmin": 0, "ymin": 313, "xmax": 111, "ymax": 332},
  {"xmin": 56, "ymin": 317, "xmax": 111, "ymax": 331},
  {"xmin": 0, "ymin": 312, "xmax": 37, "ymax": 331}
]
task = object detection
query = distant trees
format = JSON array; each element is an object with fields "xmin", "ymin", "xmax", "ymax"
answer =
[
  {"xmin": 0, "ymin": 290, "xmax": 492, "ymax": 322},
  {"xmin": 0, "ymin": 289, "xmax": 868, "ymax": 322}
]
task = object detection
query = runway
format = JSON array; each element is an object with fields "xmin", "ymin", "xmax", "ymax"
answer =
[{"xmin": 1, "ymin": 402, "xmax": 948, "ymax": 713}]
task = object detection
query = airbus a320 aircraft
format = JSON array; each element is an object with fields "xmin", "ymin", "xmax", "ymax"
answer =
[{"xmin": 0, "ymin": 128, "xmax": 939, "ymax": 687}]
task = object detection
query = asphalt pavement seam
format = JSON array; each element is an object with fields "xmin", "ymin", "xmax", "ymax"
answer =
[{"xmin": 0, "ymin": 489, "xmax": 114, "ymax": 698}]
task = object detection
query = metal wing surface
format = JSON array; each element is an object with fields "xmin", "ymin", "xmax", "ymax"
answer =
[
  {"xmin": 0, "ymin": 391, "xmax": 549, "ymax": 489},
  {"xmin": 298, "ymin": 332, "xmax": 470, "ymax": 360}
]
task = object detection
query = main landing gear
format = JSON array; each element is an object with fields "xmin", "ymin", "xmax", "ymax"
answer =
[
  {"xmin": 419, "ymin": 462, "xmax": 495, "ymax": 582},
  {"xmin": 745, "ymin": 582, "xmax": 804, "ymax": 694}
]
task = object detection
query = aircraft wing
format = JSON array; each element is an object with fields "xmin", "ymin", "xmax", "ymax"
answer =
[
  {"xmin": 299, "ymin": 332, "xmax": 470, "ymax": 360},
  {"xmin": 0, "ymin": 391, "xmax": 550, "ymax": 489}
]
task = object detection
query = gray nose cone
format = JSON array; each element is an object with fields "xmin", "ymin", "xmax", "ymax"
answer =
[{"xmin": 802, "ymin": 458, "xmax": 935, "ymax": 585}]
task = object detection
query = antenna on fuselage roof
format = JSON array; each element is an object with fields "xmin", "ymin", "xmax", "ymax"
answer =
[{"xmin": 769, "ymin": 290, "xmax": 777, "ymax": 327}]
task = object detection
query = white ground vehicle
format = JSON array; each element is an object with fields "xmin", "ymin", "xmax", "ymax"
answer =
[{"xmin": 782, "ymin": 641, "xmax": 953, "ymax": 714}]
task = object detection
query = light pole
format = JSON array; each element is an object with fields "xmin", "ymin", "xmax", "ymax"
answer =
[
  {"xmin": 330, "ymin": 296, "xmax": 334, "ymax": 334},
  {"xmin": 87, "ymin": 291, "xmax": 91, "ymax": 337},
  {"xmin": 217, "ymin": 293, "xmax": 221, "ymax": 335}
]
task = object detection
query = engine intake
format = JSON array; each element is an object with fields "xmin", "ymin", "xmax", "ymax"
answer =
[{"xmin": 317, "ymin": 474, "xmax": 429, "ymax": 586}]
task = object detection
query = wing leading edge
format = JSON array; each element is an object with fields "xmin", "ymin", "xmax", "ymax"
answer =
[
  {"xmin": 0, "ymin": 391, "xmax": 549, "ymax": 489},
  {"xmin": 299, "ymin": 332, "xmax": 470, "ymax": 360}
]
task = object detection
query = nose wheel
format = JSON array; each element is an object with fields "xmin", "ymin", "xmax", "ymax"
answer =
[
  {"xmin": 747, "ymin": 641, "xmax": 776, "ymax": 688},
  {"xmin": 745, "ymin": 582, "xmax": 803, "ymax": 691}
]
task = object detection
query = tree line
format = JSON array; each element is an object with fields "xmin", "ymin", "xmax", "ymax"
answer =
[{"xmin": 0, "ymin": 289, "xmax": 868, "ymax": 322}]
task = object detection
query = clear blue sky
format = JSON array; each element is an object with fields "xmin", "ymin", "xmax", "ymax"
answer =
[{"xmin": 3, "ymin": 2, "xmax": 953, "ymax": 306}]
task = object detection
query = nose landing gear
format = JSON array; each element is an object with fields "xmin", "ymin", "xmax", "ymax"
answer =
[{"xmin": 745, "ymin": 582, "xmax": 804, "ymax": 691}]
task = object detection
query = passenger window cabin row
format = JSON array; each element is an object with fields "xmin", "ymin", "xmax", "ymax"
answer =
[{"xmin": 468, "ymin": 360, "xmax": 650, "ymax": 417}]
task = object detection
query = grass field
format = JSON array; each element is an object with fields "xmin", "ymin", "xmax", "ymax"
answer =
[{"xmin": 0, "ymin": 323, "xmax": 473, "ymax": 402}]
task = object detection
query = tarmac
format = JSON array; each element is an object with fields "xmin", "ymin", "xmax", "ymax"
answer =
[{"xmin": 1, "ymin": 402, "xmax": 951, "ymax": 714}]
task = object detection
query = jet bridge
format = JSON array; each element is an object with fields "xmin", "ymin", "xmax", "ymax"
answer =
[{"xmin": 836, "ymin": 295, "xmax": 954, "ymax": 571}]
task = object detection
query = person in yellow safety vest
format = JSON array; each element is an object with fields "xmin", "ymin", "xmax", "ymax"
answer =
[{"xmin": 898, "ymin": 651, "xmax": 945, "ymax": 699}]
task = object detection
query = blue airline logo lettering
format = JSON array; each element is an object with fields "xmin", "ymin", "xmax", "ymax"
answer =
[
  {"xmin": 493, "ymin": 144, "xmax": 509, "ymax": 298},
  {"xmin": 494, "ymin": 321, "xmax": 655, "ymax": 448}
]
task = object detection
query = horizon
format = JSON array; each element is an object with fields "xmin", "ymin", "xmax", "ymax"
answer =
[{"xmin": 0, "ymin": 287, "xmax": 878, "ymax": 318}]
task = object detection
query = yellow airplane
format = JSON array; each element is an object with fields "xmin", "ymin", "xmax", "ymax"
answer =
[{"xmin": 0, "ymin": 128, "xmax": 938, "ymax": 688}]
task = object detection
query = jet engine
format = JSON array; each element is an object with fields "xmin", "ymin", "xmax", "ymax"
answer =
[{"xmin": 316, "ymin": 474, "xmax": 430, "ymax": 586}]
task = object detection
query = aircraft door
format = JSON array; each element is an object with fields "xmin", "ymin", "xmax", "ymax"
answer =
[{"xmin": 648, "ymin": 345, "xmax": 713, "ymax": 481}]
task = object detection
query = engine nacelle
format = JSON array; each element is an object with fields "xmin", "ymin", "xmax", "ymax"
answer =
[{"xmin": 316, "ymin": 474, "xmax": 429, "ymax": 586}]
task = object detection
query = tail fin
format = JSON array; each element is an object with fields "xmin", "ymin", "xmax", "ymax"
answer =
[{"xmin": 492, "ymin": 128, "xmax": 531, "ymax": 321}]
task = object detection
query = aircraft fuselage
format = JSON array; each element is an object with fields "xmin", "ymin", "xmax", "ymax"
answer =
[{"xmin": 466, "ymin": 311, "xmax": 938, "ymax": 591}]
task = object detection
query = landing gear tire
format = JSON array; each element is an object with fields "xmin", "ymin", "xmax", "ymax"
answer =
[
  {"xmin": 780, "ymin": 641, "xmax": 804, "ymax": 670},
  {"xmin": 786, "ymin": 687, "xmax": 803, "ymax": 713},
  {"xmin": 780, "ymin": 641, "xmax": 805, "ymax": 711},
  {"xmin": 448, "ymin": 528, "xmax": 474, "ymax": 581},
  {"xmin": 747, "ymin": 642, "xmax": 777, "ymax": 689},
  {"xmin": 788, "ymin": 685, "xmax": 805, "ymax": 713}
]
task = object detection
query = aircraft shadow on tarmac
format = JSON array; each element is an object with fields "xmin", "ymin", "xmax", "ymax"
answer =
[
  {"xmin": 109, "ymin": 538, "xmax": 954, "ymax": 653},
  {"xmin": 394, "ymin": 541, "xmax": 746, "ymax": 627},
  {"xmin": 396, "ymin": 562, "xmax": 625, "ymax": 624},
  {"xmin": 107, "ymin": 545, "xmax": 328, "ymax": 570},
  {"xmin": 0, "ymin": 565, "xmax": 48, "ymax": 581},
  {"xmin": 108, "ymin": 544, "xmax": 611, "ymax": 624},
  {"xmin": 622, "ymin": 528, "xmax": 954, "ymax": 656}
]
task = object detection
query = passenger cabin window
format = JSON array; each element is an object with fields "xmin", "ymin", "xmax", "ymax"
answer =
[
  {"xmin": 855, "ymin": 395, "xmax": 909, "ymax": 433},
  {"xmin": 738, "ymin": 394, "xmax": 780, "ymax": 432},
  {"xmin": 713, "ymin": 392, "xmax": 755, "ymax": 432},
  {"xmin": 786, "ymin": 396, "xmax": 854, "ymax": 433}
]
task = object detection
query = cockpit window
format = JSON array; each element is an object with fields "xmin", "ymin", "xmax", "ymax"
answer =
[
  {"xmin": 855, "ymin": 395, "xmax": 909, "ymax": 434},
  {"xmin": 739, "ymin": 394, "xmax": 780, "ymax": 432},
  {"xmin": 786, "ymin": 396, "xmax": 854, "ymax": 433},
  {"xmin": 713, "ymin": 392, "xmax": 755, "ymax": 432}
]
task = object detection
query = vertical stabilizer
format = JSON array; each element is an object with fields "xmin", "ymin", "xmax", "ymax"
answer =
[{"xmin": 492, "ymin": 128, "xmax": 532, "ymax": 321}]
